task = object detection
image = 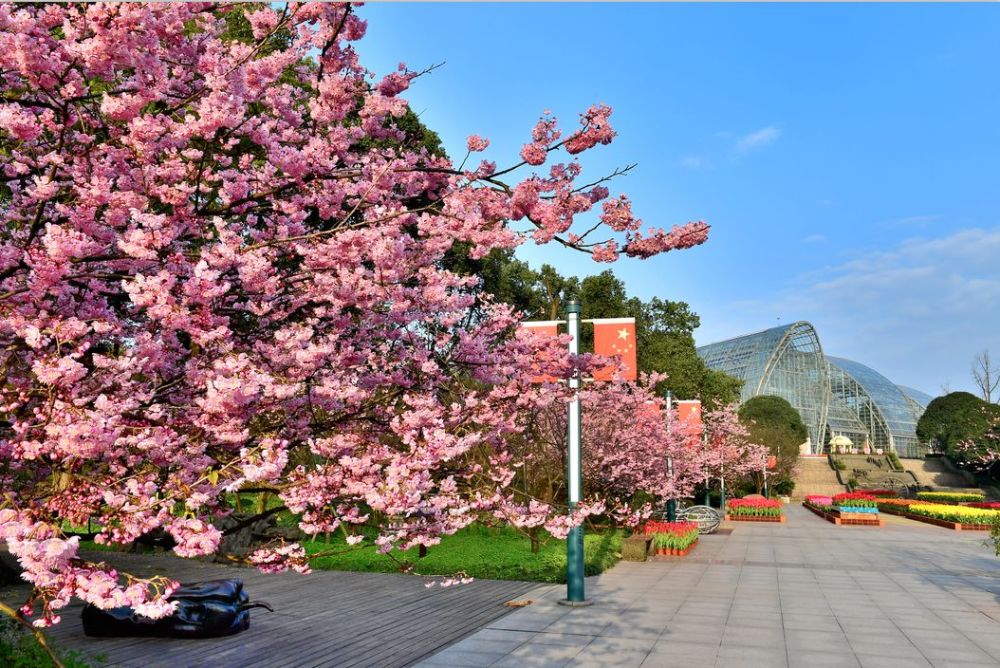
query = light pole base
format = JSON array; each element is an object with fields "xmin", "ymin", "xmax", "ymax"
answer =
[{"xmin": 557, "ymin": 598, "xmax": 594, "ymax": 608}]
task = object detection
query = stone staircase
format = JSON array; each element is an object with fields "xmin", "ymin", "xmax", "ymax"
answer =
[
  {"xmin": 792, "ymin": 457, "xmax": 847, "ymax": 500},
  {"xmin": 900, "ymin": 456, "xmax": 983, "ymax": 495}
]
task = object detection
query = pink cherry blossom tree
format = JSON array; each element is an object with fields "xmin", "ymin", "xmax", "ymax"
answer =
[
  {"xmin": 953, "ymin": 411, "xmax": 1000, "ymax": 474},
  {"xmin": 580, "ymin": 375, "xmax": 704, "ymax": 522},
  {"xmin": 0, "ymin": 2, "xmax": 709, "ymax": 631},
  {"xmin": 508, "ymin": 371, "xmax": 704, "ymax": 551},
  {"xmin": 700, "ymin": 404, "xmax": 768, "ymax": 496}
]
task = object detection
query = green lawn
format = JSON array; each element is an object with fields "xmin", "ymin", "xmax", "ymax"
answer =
[
  {"xmin": 304, "ymin": 524, "xmax": 623, "ymax": 583},
  {"xmin": 75, "ymin": 518, "xmax": 623, "ymax": 584}
]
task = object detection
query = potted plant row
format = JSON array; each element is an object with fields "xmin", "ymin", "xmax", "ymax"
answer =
[
  {"xmin": 641, "ymin": 521, "xmax": 700, "ymax": 556},
  {"xmin": 724, "ymin": 498, "xmax": 785, "ymax": 523}
]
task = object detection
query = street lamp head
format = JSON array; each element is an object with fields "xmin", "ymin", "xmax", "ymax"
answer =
[{"xmin": 564, "ymin": 299, "xmax": 581, "ymax": 315}]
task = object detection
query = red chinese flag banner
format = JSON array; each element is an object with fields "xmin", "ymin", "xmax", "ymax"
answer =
[
  {"xmin": 767, "ymin": 455, "xmax": 778, "ymax": 470},
  {"xmin": 637, "ymin": 400, "xmax": 662, "ymax": 421},
  {"xmin": 519, "ymin": 321, "xmax": 560, "ymax": 383},
  {"xmin": 592, "ymin": 318, "xmax": 637, "ymax": 381},
  {"xmin": 675, "ymin": 400, "xmax": 703, "ymax": 442}
]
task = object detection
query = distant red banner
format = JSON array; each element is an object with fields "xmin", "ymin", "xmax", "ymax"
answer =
[
  {"xmin": 592, "ymin": 318, "xmax": 636, "ymax": 382},
  {"xmin": 519, "ymin": 320, "xmax": 560, "ymax": 384},
  {"xmin": 674, "ymin": 399, "xmax": 703, "ymax": 442}
]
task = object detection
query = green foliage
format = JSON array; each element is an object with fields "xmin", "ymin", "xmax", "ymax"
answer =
[
  {"xmin": 738, "ymin": 396, "xmax": 808, "ymax": 442},
  {"xmin": 0, "ymin": 616, "xmax": 99, "ymax": 668},
  {"xmin": 771, "ymin": 478, "xmax": 795, "ymax": 496},
  {"xmin": 917, "ymin": 392, "xmax": 1000, "ymax": 459},
  {"xmin": 989, "ymin": 519, "xmax": 1000, "ymax": 557},
  {"xmin": 303, "ymin": 524, "xmax": 622, "ymax": 583},
  {"xmin": 650, "ymin": 528, "xmax": 698, "ymax": 551},
  {"xmin": 835, "ymin": 497, "xmax": 877, "ymax": 509},
  {"xmin": 218, "ymin": 3, "xmax": 294, "ymax": 54},
  {"xmin": 887, "ymin": 452, "xmax": 904, "ymax": 471},
  {"xmin": 739, "ymin": 395, "xmax": 808, "ymax": 485},
  {"xmin": 833, "ymin": 459, "xmax": 847, "ymax": 471}
]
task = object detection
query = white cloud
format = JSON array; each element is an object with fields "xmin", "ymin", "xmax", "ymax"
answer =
[
  {"xmin": 697, "ymin": 227, "xmax": 1000, "ymax": 396},
  {"xmin": 878, "ymin": 214, "xmax": 942, "ymax": 229},
  {"xmin": 735, "ymin": 125, "xmax": 781, "ymax": 153},
  {"xmin": 801, "ymin": 234, "xmax": 827, "ymax": 244},
  {"xmin": 679, "ymin": 155, "xmax": 708, "ymax": 170}
]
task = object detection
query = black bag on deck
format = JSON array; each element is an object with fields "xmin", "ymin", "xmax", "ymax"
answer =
[{"xmin": 82, "ymin": 578, "xmax": 272, "ymax": 638}]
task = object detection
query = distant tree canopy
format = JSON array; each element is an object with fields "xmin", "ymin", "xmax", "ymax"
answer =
[
  {"xmin": 471, "ymin": 256, "xmax": 742, "ymax": 408},
  {"xmin": 917, "ymin": 392, "xmax": 1000, "ymax": 461},
  {"xmin": 738, "ymin": 395, "xmax": 807, "ymax": 486}
]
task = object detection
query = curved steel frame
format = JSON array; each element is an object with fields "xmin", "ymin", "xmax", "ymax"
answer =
[
  {"xmin": 698, "ymin": 321, "xmax": 830, "ymax": 454},
  {"xmin": 678, "ymin": 506, "xmax": 722, "ymax": 534},
  {"xmin": 827, "ymin": 356, "xmax": 924, "ymax": 458},
  {"xmin": 698, "ymin": 323, "xmax": 931, "ymax": 457}
]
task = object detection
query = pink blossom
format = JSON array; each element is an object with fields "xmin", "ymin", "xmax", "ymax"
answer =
[
  {"xmin": 600, "ymin": 195, "xmax": 638, "ymax": 232},
  {"xmin": 520, "ymin": 143, "xmax": 548, "ymax": 166},
  {"xmin": 591, "ymin": 240, "xmax": 619, "ymax": 263},
  {"xmin": 167, "ymin": 519, "xmax": 222, "ymax": 558},
  {"xmin": 624, "ymin": 222, "xmax": 711, "ymax": 259},
  {"xmin": 466, "ymin": 135, "xmax": 490, "ymax": 152},
  {"xmin": 564, "ymin": 104, "xmax": 616, "ymax": 154},
  {"xmin": 0, "ymin": 2, "xmax": 708, "ymax": 627}
]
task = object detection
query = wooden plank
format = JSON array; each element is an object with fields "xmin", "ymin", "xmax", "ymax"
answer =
[{"xmin": 13, "ymin": 549, "xmax": 542, "ymax": 668}]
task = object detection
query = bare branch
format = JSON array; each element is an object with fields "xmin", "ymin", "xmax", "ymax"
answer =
[{"xmin": 972, "ymin": 349, "xmax": 1000, "ymax": 403}]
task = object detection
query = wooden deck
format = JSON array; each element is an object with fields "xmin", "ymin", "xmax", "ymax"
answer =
[{"xmin": 1, "ymin": 551, "xmax": 541, "ymax": 667}]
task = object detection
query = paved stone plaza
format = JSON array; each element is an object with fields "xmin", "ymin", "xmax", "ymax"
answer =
[{"xmin": 419, "ymin": 505, "xmax": 1000, "ymax": 668}]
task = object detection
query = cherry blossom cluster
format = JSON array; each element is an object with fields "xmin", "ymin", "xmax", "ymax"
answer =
[
  {"xmin": 953, "ymin": 410, "xmax": 1000, "ymax": 472},
  {"xmin": 700, "ymin": 404, "xmax": 769, "ymax": 486},
  {"xmin": 0, "ymin": 2, "xmax": 709, "ymax": 625}
]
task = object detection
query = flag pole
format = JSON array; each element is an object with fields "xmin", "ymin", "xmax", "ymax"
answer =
[
  {"xmin": 665, "ymin": 391, "xmax": 676, "ymax": 522},
  {"xmin": 560, "ymin": 299, "xmax": 590, "ymax": 606}
]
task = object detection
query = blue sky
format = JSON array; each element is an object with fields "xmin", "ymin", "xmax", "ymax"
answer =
[{"xmin": 357, "ymin": 3, "xmax": 1000, "ymax": 397}]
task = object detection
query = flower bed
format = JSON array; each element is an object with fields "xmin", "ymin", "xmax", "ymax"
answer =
[
  {"xmin": 832, "ymin": 492, "xmax": 878, "ymax": 513},
  {"xmin": 858, "ymin": 489, "xmax": 898, "ymax": 498},
  {"xmin": 878, "ymin": 500, "xmax": 999, "ymax": 530},
  {"xmin": 906, "ymin": 503, "xmax": 1000, "ymax": 530},
  {"xmin": 876, "ymin": 498, "xmax": 922, "ymax": 509},
  {"xmin": 805, "ymin": 495, "xmax": 833, "ymax": 508},
  {"xmin": 916, "ymin": 491, "xmax": 985, "ymax": 503},
  {"xmin": 968, "ymin": 502, "xmax": 1000, "ymax": 509},
  {"xmin": 642, "ymin": 521, "xmax": 699, "ymax": 556},
  {"xmin": 804, "ymin": 495, "xmax": 883, "ymax": 526},
  {"xmin": 726, "ymin": 498, "xmax": 785, "ymax": 522}
]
